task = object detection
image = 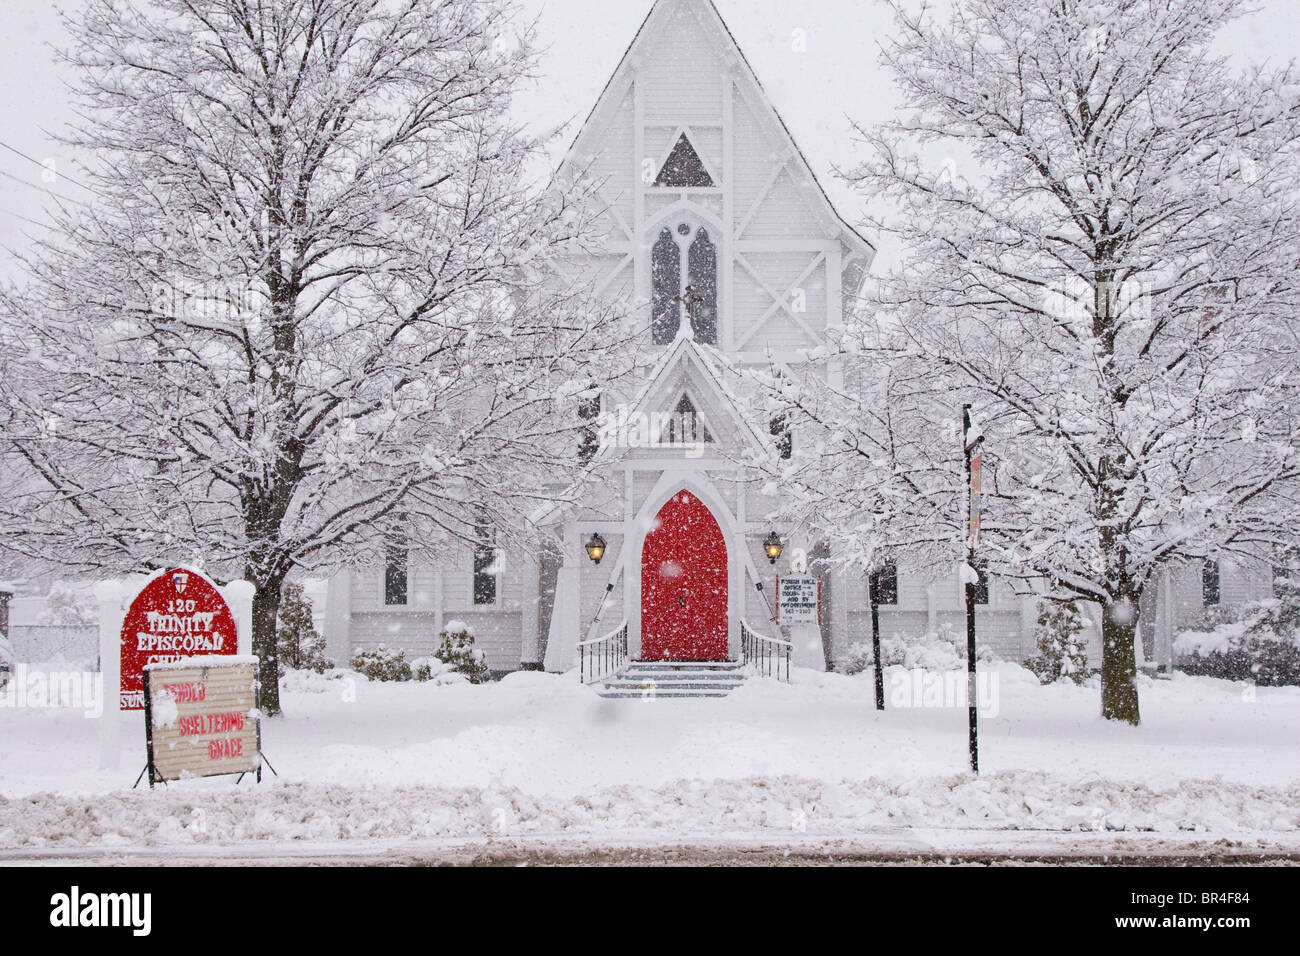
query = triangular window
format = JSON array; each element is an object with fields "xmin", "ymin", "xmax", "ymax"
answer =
[
  {"xmin": 660, "ymin": 394, "xmax": 714, "ymax": 445},
  {"xmin": 654, "ymin": 134, "xmax": 714, "ymax": 188}
]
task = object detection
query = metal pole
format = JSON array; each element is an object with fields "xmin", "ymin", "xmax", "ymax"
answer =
[
  {"xmin": 870, "ymin": 576, "xmax": 884, "ymax": 711},
  {"xmin": 963, "ymin": 404, "xmax": 980, "ymax": 775}
]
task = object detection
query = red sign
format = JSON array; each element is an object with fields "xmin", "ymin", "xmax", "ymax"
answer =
[
  {"xmin": 970, "ymin": 453, "xmax": 983, "ymax": 548},
  {"xmin": 119, "ymin": 568, "xmax": 238, "ymax": 710}
]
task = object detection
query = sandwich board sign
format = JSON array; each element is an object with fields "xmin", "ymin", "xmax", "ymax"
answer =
[
  {"xmin": 119, "ymin": 568, "xmax": 239, "ymax": 710},
  {"xmin": 143, "ymin": 656, "xmax": 261, "ymax": 786},
  {"xmin": 777, "ymin": 574, "xmax": 820, "ymax": 625}
]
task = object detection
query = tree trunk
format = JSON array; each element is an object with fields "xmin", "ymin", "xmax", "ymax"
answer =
[
  {"xmin": 1099, "ymin": 592, "xmax": 1140, "ymax": 725},
  {"xmin": 251, "ymin": 579, "xmax": 285, "ymax": 717}
]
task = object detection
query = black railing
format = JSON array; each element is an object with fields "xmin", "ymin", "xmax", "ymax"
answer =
[
  {"xmin": 579, "ymin": 620, "xmax": 629, "ymax": 685},
  {"xmin": 741, "ymin": 619, "xmax": 792, "ymax": 683}
]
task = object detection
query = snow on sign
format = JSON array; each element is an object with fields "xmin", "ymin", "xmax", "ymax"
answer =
[
  {"xmin": 777, "ymin": 575, "xmax": 820, "ymax": 625},
  {"xmin": 144, "ymin": 656, "xmax": 260, "ymax": 785},
  {"xmin": 119, "ymin": 568, "xmax": 239, "ymax": 711}
]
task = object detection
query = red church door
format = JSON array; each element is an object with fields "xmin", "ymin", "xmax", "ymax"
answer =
[{"xmin": 641, "ymin": 491, "xmax": 729, "ymax": 661}]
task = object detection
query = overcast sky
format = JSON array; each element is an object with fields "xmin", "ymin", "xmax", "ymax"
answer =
[{"xmin": 1, "ymin": 0, "xmax": 1297, "ymax": 277}]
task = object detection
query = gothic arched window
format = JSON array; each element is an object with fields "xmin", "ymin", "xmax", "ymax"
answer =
[
  {"xmin": 578, "ymin": 386, "xmax": 601, "ymax": 465},
  {"xmin": 688, "ymin": 229, "xmax": 717, "ymax": 344},
  {"xmin": 650, "ymin": 221, "xmax": 718, "ymax": 346},
  {"xmin": 652, "ymin": 229, "xmax": 681, "ymax": 345}
]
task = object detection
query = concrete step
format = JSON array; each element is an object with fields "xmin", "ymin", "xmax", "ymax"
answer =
[
  {"xmin": 598, "ymin": 659, "xmax": 748, "ymax": 699},
  {"xmin": 598, "ymin": 690, "xmax": 734, "ymax": 699},
  {"xmin": 603, "ymin": 682, "xmax": 744, "ymax": 692},
  {"xmin": 616, "ymin": 671, "xmax": 748, "ymax": 676},
  {"xmin": 623, "ymin": 661, "xmax": 743, "ymax": 670}
]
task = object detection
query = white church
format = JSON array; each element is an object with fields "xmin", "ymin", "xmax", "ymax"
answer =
[{"xmin": 320, "ymin": 0, "xmax": 1271, "ymax": 689}]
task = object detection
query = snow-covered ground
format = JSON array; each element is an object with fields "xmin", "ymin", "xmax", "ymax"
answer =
[{"xmin": 1, "ymin": 664, "xmax": 1297, "ymax": 856}]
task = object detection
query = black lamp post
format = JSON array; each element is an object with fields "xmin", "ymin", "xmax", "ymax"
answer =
[
  {"xmin": 763, "ymin": 532, "xmax": 783, "ymax": 565},
  {"xmin": 584, "ymin": 533, "xmax": 607, "ymax": 565}
]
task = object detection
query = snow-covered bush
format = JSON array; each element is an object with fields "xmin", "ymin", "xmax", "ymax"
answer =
[
  {"xmin": 279, "ymin": 667, "xmax": 349, "ymax": 694},
  {"xmin": 1175, "ymin": 600, "xmax": 1300, "ymax": 686},
  {"xmin": 276, "ymin": 582, "xmax": 333, "ymax": 677},
  {"xmin": 410, "ymin": 656, "xmax": 468, "ymax": 686},
  {"xmin": 350, "ymin": 645, "xmax": 412, "ymax": 682},
  {"xmin": 433, "ymin": 622, "xmax": 490, "ymax": 684},
  {"xmin": 877, "ymin": 623, "xmax": 996, "ymax": 670},
  {"xmin": 838, "ymin": 641, "xmax": 876, "ymax": 675},
  {"xmin": 36, "ymin": 580, "xmax": 97, "ymax": 627},
  {"xmin": 1024, "ymin": 600, "xmax": 1089, "ymax": 685}
]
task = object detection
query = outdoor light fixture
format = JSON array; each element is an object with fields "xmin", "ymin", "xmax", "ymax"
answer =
[
  {"xmin": 764, "ymin": 532, "xmax": 783, "ymax": 565},
  {"xmin": 584, "ymin": 533, "xmax": 607, "ymax": 565}
]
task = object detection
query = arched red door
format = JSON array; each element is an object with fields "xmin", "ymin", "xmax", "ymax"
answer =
[{"xmin": 640, "ymin": 491, "xmax": 728, "ymax": 661}]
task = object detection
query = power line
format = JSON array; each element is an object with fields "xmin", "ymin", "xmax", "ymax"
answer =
[
  {"xmin": 0, "ymin": 206, "xmax": 57, "ymax": 230},
  {"xmin": 0, "ymin": 140, "xmax": 100, "ymax": 196},
  {"xmin": 0, "ymin": 168, "xmax": 89, "ymax": 208}
]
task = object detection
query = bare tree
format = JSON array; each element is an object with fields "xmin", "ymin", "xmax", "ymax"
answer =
[
  {"xmin": 0, "ymin": 0, "xmax": 631, "ymax": 714},
  {"xmin": 768, "ymin": 0, "xmax": 1300, "ymax": 724}
]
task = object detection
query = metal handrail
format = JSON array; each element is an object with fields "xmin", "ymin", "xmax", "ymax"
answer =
[
  {"xmin": 579, "ymin": 619, "xmax": 629, "ymax": 685},
  {"xmin": 741, "ymin": 619, "xmax": 792, "ymax": 683}
]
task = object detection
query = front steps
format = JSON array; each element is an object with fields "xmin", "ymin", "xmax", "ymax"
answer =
[{"xmin": 597, "ymin": 660, "xmax": 747, "ymax": 699}]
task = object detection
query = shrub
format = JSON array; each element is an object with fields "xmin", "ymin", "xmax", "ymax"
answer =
[
  {"xmin": 276, "ymin": 582, "xmax": 333, "ymax": 677},
  {"xmin": 410, "ymin": 656, "xmax": 467, "ymax": 685},
  {"xmin": 1024, "ymin": 600, "xmax": 1089, "ymax": 684},
  {"xmin": 838, "ymin": 641, "xmax": 876, "ymax": 676},
  {"xmin": 350, "ymin": 644, "xmax": 412, "ymax": 682},
  {"xmin": 37, "ymin": 580, "xmax": 97, "ymax": 627},
  {"xmin": 860, "ymin": 623, "xmax": 996, "ymax": 672},
  {"xmin": 434, "ymin": 621, "xmax": 490, "ymax": 684},
  {"xmin": 1175, "ymin": 598, "xmax": 1300, "ymax": 686}
]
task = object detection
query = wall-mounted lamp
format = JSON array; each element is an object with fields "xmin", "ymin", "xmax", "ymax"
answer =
[
  {"xmin": 763, "ymin": 532, "xmax": 783, "ymax": 565},
  {"xmin": 584, "ymin": 533, "xmax": 607, "ymax": 565}
]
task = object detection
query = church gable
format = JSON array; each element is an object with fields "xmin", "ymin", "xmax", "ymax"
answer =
[
  {"xmin": 557, "ymin": 0, "xmax": 874, "ymax": 357},
  {"xmin": 591, "ymin": 334, "xmax": 768, "ymax": 468},
  {"xmin": 633, "ymin": 347, "xmax": 739, "ymax": 455}
]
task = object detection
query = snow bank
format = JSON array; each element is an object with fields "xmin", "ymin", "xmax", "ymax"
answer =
[{"xmin": 0, "ymin": 772, "xmax": 1295, "ymax": 850}]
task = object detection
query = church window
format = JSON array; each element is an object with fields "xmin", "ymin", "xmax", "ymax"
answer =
[
  {"xmin": 384, "ymin": 518, "xmax": 408, "ymax": 606},
  {"xmin": 652, "ymin": 229, "xmax": 681, "ymax": 345},
  {"xmin": 653, "ymin": 134, "xmax": 714, "ymax": 188},
  {"xmin": 1203, "ymin": 558, "xmax": 1220, "ymax": 607},
  {"xmin": 688, "ymin": 229, "xmax": 718, "ymax": 343},
  {"xmin": 770, "ymin": 414, "xmax": 793, "ymax": 460},
  {"xmin": 651, "ymin": 222, "xmax": 718, "ymax": 346},
  {"xmin": 662, "ymin": 394, "xmax": 713, "ymax": 445},
  {"xmin": 578, "ymin": 387, "xmax": 601, "ymax": 464},
  {"xmin": 473, "ymin": 514, "xmax": 499, "ymax": 606}
]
